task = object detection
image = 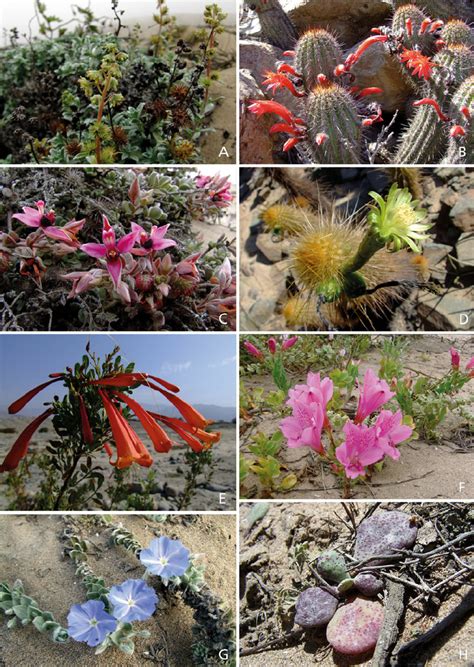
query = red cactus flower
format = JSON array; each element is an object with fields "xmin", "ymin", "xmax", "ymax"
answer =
[
  {"xmin": 315, "ymin": 133, "xmax": 328, "ymax": 146},
  {"xmin": 429, "ymin": 20, "xmax": 444, "ymax": 33},
  {"xmin": 334, "ymin": 64, "xmax": 347, "ymax": 76},
  {"xmin": 356, "ymin": 87, "xmax": 383, "ymax": 99},
  {"xmin": 413, "ymin": 98, "xmax": 450, "ymax": 121},
  {"xmin": 405, "ymin": 18, "xmax": 413, "ymax": 37},
  {"xmin": 283, "ymin": 137, "xmax": 304, "ymax": 151},
  {"xmin": 419, "ymin": 18, "xmax": 432, "ymax": 34},
  {"xmin": 450, "ymin": 125, "xmax": 466, "ymax": 137},
  {"xmin": 277, "ymin": 63, "xmax": 300, "ymax": 77},
  {"xmin": 400, "ymin": 49, "xmax": 438, "ymax": 80},
  {"xmin": 262, "ymin": 71, "xmax": 306, "ymax": 97},
  {"xmin": 248, "ymin": 99, "xmax": 299, "ymax": 126},
  {"xmin": 283, "ymin": 50, "xmax": 296, "ymax": 57},
  {"xmin": 345, "ymin": 35, "xmax": 388, "ymax": 69},
  {"xmin": 460, "ymin": 106, "xmax": 471, "ymax": 120}
]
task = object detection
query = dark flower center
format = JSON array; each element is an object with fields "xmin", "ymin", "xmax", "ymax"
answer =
[
  {"xmin": 143, "ymin": 238, "xmax": 154, "ymax": 249},
  {"xmin": 40, "ymin": 216, "xmax": 53, "ymax": 228}
]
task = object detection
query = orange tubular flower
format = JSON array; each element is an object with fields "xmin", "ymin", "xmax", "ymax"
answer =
[
  {"xmin": 413, "ymin": 98, "xmax": 450, "ymax": 121},
  {"xmin": 262, "ymin": 71, "xmax": 305, "ymax": 97},
  {"xmin": 248, "ymin": 100, "xmax": 297, "ymax": 126},
  {"xmin": 0, "ymin": 409, "xmax": 53, "ymax": 472},
  {"xmin": 99, "ymin": 390, "xmax": 153, "ymax": 469},
  {"xmin": 78, "ymin": 394, "xmax": 94, "ymax": 444},
  {"xmin": 8, "ymin": 377, "xmax": 63, "ymax": 414},
  {"xmin": 149, "ymin": 386, "xmax": 212, "ymax": 430},
  {"xmin": 114, "ymin": 391, "xmax": 172, "ymax": 453},
  {"xmin": 345, "ymin": 35, "xmax": 388, "ymax": 69},
  {"xmin": 91, "ymin": 372, "xmax": 180, "ymax": 393},
  {"xmin": 149, "ymin": 413, "xmax": 220, "ymax": 453},
  {"xmin": 400, "ymin": 49, "xmax": 438, "ymax": 80}
]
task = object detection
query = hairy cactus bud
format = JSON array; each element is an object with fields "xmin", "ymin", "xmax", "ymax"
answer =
[
  {"xmin": 261, "ymin": 204, "xmax": 306, "ymax": 235},
  {"xmin": 295, "ymin": 29, "xmax": 344, "ymax": 90},
  {"xmin": 305, "ymin": 81, "xmax": 362, "ymax": 163}
]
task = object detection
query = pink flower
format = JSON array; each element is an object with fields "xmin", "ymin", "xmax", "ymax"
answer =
[
  {"xmin": 267, "ymin": 338, "xmax": 277, "ymax": 354},
  {"xmin": 335, "ymin": 421, "xmax": 382, "ymax": 478},
  {"xmin": 80, "ymin": 215, "xmax": 138, "ymax": 288},
  {"xmin": 280, "ymin": 398, "xmax": 325, "ymax": 453},
  {"xmin": 450, "ymin": 347, "xmax": 460, "ymax": 370},
  {"xmin": 243, "ymin": 341, "xmax": 263, "ymax": 358},
  {"xmin": 282, "ymin": 336, "xmax": 298, "ymax": 351},
  {"xmin": 374, "ymin": 410, "xmax": 412, "ymax": 460},
  {"xmin": 466, "ymin": 357, "xmax": 474, "ymax": 377},
  {"xmin": 130, "ymin": 222, "xmax": 176, "ymax": 256},
  {"xmin": 13, "ymin": 200, "xmax": 85, "ymax": 244},
  {"xmin": 287, "ymin": 372, "xmax": 333, "ymax": 424},
  {"xmin": 195, "ymin": 174, "xmax": 233, "ymax": 208},
  {"xmin": 62, "ymin": 268, "xmax": 105, "ymax": 298},
  {"xmin": 355, "ymin": 369, "xmax": 395, "ymax": 423}
]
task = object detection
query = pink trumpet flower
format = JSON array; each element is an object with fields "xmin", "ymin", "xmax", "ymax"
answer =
[
  {"xmin": 243, "ymin": 341, "xmax": 263, "ymax": 358},
  {"xmin": 374, "ymin": 410, "xmax": 413, "ymax": 460},
  {"xmin": 466, "ymin": 357, "xmax": 474, "ymax": 377},
  {"xmin": 267, "ymin": 338, "xmax": 277, "ymax": 354},
  {"xmin": 280, "ymin": 398, "xmax": 325, "ymax": 453},
  {"xmin": 80, "ymin": 215, "xmax": 138, "ymax": 288},
  {"xmin": 62, "ymin": 268, "xmax": 104, "ymax": 298},
  {"xmin": 287, "ymin": 372, "xmax": 333, "ymax": 420},
  {"xmin": 450, "ymin": 347, "xmax": 460, "ymax": 370},
  {"xmin": 355, "ymin": 369, "xmax": 395, "ymax": 423},
  {"xmin": 12, "ymin": 200, "xmax": 85, "ymax": 244},
  {"xmin": 282, "ymin": 336, "xmax": 298, "ymax": 351},
  {"xmin": 130, "ymin": 222, "xmax": 176, "ymax": 256},
  {"xmin": 335, "ymin": 421, "xmax": 382, "ymax": 479}
]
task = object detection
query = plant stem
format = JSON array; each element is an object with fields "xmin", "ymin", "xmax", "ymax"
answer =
[
  {"xmin": 53, "ymin": 448, "xmax": 84, "ymax": 510},
  {"xmin": 95, "ymin": 73, "xmax": 112, "ymax": 164},
  {"xmin": 341, "ymin": 229, "xmax": 384, "ymax": 274}
]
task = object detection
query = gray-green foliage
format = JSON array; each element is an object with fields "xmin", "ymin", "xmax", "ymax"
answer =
[{"xmin": 0, "ymin": 580, "xmax": 69, "ymax": 643}]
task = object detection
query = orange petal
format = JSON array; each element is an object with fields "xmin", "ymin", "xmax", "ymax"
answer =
[
  {"xmin": 78, "ymin": 395, "xmax": 94, "ymax": 444},
  {"xmin": 99, "ymin": 391, "xmax": 152, "ymax": 468},
  {"xmin": 92, "ymin": 372, "xmax": 180, "ymax": 393},
  {"xmin": 115, "ymin": 391, "xmax": 172, "ymax": 453},
  {"xmin": 150, "ymin": 413, "xmax": 221, "ymax": 446},
  {"xmin": 150, "ymin": 387, "xmax": 212, "ymax": 429},
  {"xmin": 8, "ymin": 378, "xmax": 62, "ymax": 414},
  {"xmin": 0, "ymin": 410, "xmax": 53, "ymax": 472}
]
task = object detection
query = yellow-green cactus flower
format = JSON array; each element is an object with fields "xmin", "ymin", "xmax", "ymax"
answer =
[{"xmin": 367, "ymin": 184, "xmax": 432, "ymax": 253}]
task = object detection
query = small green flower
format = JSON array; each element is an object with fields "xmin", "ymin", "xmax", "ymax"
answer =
[{"xmin": 367, "ymin": 184, "xmax": 432, "ymax": 253}]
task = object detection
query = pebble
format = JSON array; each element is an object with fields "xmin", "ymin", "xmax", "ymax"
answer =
[
  {"xmin": 326, "ymin": 597, "xmax": 384, "ymax": 655},
  {"xmin": 294, "ymin": 587, "xmax": 338, "ymax": 628},
  {"xmin": 354, "ymin": 510, "xmax": 418, "ymax": 564}
]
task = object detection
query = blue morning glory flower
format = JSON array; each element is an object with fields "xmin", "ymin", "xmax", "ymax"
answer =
[
  {"xmin": 108, "ymin": 578, "xmax": 159, "ymax": 622},
  {"xmin": 67, "ymin": 599, "xmax": 117, "ymax": 647},
  {"xmin": 139, "ymin": 536, "xmax": 190, "ymax": 579}
]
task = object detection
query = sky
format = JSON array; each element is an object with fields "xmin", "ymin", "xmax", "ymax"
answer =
[
  {"xmin": 1, "ymin": 0, "xmax": 236, "ymax": 44},
  {"xmin": 0, "ymin": 334, "xmax": 236, "ymax": 413}
]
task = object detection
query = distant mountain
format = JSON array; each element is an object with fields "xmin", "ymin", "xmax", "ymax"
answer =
[{"xmin": 0, "ymin": 403, "xmax": 236, "ymax": 422}]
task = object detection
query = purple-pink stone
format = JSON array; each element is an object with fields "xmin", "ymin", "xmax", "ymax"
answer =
[
  {"xmin": 354, "ymin": 573, "xmax": 384, "ymax": 596},
  {"xmin": 326, "ymin": 597, "xmax": 384, "ymax": 655},
  {"xmin": 294, "ymin": 587, "xmax": 338, "ymax": 628},
  {"xmin": 354, "ymin": 510, "xmax": 418, "ymax": 564}
]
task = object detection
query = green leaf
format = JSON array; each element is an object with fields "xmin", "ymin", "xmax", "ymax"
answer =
[
  {"xmin": 279, "ymin": 473, "xmax": 298, "ymax": 491},
  {"xmin": 272, "ymin": 357, "xmax": 289, "ymax": 392}
]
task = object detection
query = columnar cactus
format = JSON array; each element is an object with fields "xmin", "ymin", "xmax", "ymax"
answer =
[
  {"xmin": 441, "ymin": 19, "xmax": 474, "ymax": 47},
  {"xmin": 392, "ymin": 0, "xmax": 473, "ymax": 22},
  {"xmin": 444, "ymin": 75, "xmax": 474, "ymax": 164},
  {"xmin": 245, "ymin": 0, "xmax": 298, "ymax": 50},
  {"xmin": 296, "ymin": 29, "xmax": 344, "ymax": 90},
  {"xmin": 392, "ymin": 4, "xmax": 432, "ymax": 51}
]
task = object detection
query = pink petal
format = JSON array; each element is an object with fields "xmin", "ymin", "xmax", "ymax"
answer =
[
  {"xmin": 64, "ymin": 218, "xmax": 86, "ymax": 233},
  {"xmin": 81, "ymin": 243, "xmax": 107, "ymax": 259},
  {"xmin": 44, "ymin": 227, "xmax": 73, "ymax": 242},
  {"xmin": 117, "ymin": 231, "xmax": 139, "ymax": 254},
  {"xmin": 152, "ymin": 238, "xmax": 177, "ymax": 251},
  {"xmin": 107, "ymin": 257, "xmax": 122, "ymax": 287},
  {"xmin": 150, "ymin": 224, "xmax": 170, "ymax": 240},
  {"xmin": 12, "ymin": 212, "xmax": 41, "ymax": 227},
  {"xmin": 131, "ymin": 222, "xmax": 144, "ymax": 234}
]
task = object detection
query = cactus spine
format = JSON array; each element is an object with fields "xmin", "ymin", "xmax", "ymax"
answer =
[
  {"xmin": 441, "ymin": 20, "xmax": 473, "ymax": 47},
  {"xmin": 445, "ymin": 75, "xmax": 474, "ymax": 163},
  {"xmin": 392, "ymin": 4, "xmax": 432, "ymax": 50},
  {"xmin": 392, "ymin": 0, "xmax": 472, "ymax": 22},
  {"xmin": 296, "ymin": 30, "xmax": 344, "ymax": 90},
  {"xmin": 246, "ymin": 0, "xmax": 298, "ymax": 50}
]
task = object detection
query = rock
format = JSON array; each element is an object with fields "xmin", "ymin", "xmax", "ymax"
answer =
[
  {"xmin": 155, "ymin": 501, "xmax": 173, "ymax": 511},
  {"xmin": 351, "ymin": 41, "xmax": 413, "ymax": 112},
  {"xmin": 354, "ymin": 574, "xmax": 384, "ymax": 596},
  {"xmin": 450, "ymin": 191, "xmax": 474, "ymax": 232},
  {"xmin": 354, "ymin": 510, "xmax": 418, "ymax": 564},
  {"xmin": 415, "ymin": 521, "xmax": 438, "ymax": 549},
  {"xmin": 316, "ymin": 550, "xmax": 349, "ymax": 583},
  {"xmin": 422, "ymin": 242, "xmax": 451, "ymax": 282},
  {"xmin": 256, "ymin": 234, "xmax": 289, "ymax": 263},
  {"xmin": 282, "ymin": 0, "xmax": 392, "ymax": 48},
  {"xmin": 326, "ymin": 597, "xmax": 384, "ymax": 655},
  {"xmin": 456, "ymin": 233, "xmax": 474, "ymax": 271},
  {"xmin": 247, "ymin": 298, "xmax": 278, "ymax": 327},
  {"xmin": 239, "ymin": 543, "xmax": 269, "ymax": 569},
  {"xmin": 417, "ymin": 288, "xmax": 473, "ymax": 331},
  {"xmin": 294, "ymin": 587, "xmax": 339, "ymax": 628},
  {"xmin": 240, "ymin": 69, "xmax": 275, "ymax": 164}
]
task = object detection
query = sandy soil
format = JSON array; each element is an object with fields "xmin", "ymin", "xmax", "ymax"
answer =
[
  {"xmin": 0, "ymin": 421, "xmax": 236, "ymax": 511},
  {"xmin": 0, "ymin": 513, "xmax": 236, "ymax": 667},
  {"xmin": 239, "ymin": 502, "xmax": 473, "ymax": 667},
  {"xmin": 240, "ymin": 336, "xmax": 474, "ymax": 500}
]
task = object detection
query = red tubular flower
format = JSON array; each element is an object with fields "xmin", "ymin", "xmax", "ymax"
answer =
[
  {"xmin": 248, "ymin": 100, "xmax": 296, "ymax": 125},
  {"xmin": 450, "ymin": 125, "xmax": 466, "ymax": 137},
  {"xmin": 356, "ymin": 87, "xmax": 383, "ymax": 98},
  {"xmin": 334, "ymin": 64, "xmax": 347, "ymax": 76},
  {"xmin": 400, "ymin": 49, "xmax": 438, "ymax": 80},
  {"xmin": 406, "ymin": 18, "xmax": 413, "ymax": 37},
  {"xmin": 0, "ymin": 409, "xmax": 53, "ymax": 472},
  {"xmin": 91, "ymin": 372, "xmax": 180, "ymax": 393},
  {"xmin": 78, "ymin": 394, "xmax": 94, "ymax": 444},
  {"xmin": 8, "ymin": 377, "xmax": 63, "ymax": 414},
  {"xmin": 419, "ymin": 18, "xmax": 432, "ymax": 34},
  {"xmin": 262, "ymin": 71, "xmax": 306, "ymax": 97},
  {"xmin": 283, "ymin": 137, "xmax": 304, "ymax": 151},
  {"xmin": 99, "ymin": 390, "xmax": 153, "ymax": 469},
  {"xmin": 460, "ymin": 106, "xmax": 471, "ymax": 120},
  {"xmin": 371, "ymin": 28, "xmax": 382, "ymax": 35},
  {"xmin": 283, "ymin": 50, "xmax": 296, "ymax": 57},
  {"xmin": 413, "ymin": 98, "xmax": 450, "ymax": 121},
  {"xmin": 316, "ymin": 133, "xmax": 328, "ymax": 146},
  {"xmin": 345, "ymin": 35, "xmax": 388, "ymax": 69},
  {"xmin": 149, "ymin": 413, "xmax": 221, "ymax": 453},
  {"xmin": 270, "ymin": 122, "xmax": 304, "ymax": 136},
  {"xmin": 151, "ymin": 386, "xmax": 212, "ymax": 430},
  {"xmin": 114, "ymin": 391, "xmax": 172, "ymax": 453},
  {"xmin": 429, "ymin": 20, "xmax": 444, "ymax": 33},
  {"xmin": 277, "ymin": 63, "xmax": 300, "ymax": 76}
]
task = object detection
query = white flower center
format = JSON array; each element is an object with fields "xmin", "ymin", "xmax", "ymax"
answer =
[
  {"xmin": 127, "ymin": 596, "xmax": 135, "ymax": 607},
  {"xmin": 89, "ymin": 618, "xmax": 98, "ymax": 627},
  {"xmin": 159, "ymin": 556, "xmax": 169, "ymax": 566}
]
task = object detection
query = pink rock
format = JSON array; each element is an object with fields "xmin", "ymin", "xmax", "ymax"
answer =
[{"xmin": 326, "ymin": 597, "xmax": 384, "ymax": 655}]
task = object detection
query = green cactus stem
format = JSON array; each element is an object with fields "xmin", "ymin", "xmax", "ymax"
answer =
[
  {"xmin": 392, "ymin": 0, "xmax": 473, "ymax": 22},
  {"xmin": 440, "ymin": 20, "xmax": 473, "ymax": 47},
  {"xmin": 392, "ymin": 4, "xmax": 431, "ymax": 50},
  {"xmin": 444, "ymin": 75, "xmax": 474, "ymax": 164},
  {"xmin": 295, "ymin": 29, "xmax": 344, "ymax": 90},
  {"xmin": 304, "ymin": 82, "xmax": 362, "ymax": 163},
  {"xmin": 246, "ymin": 0, "xmax": 298, "ymax": 50}
]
